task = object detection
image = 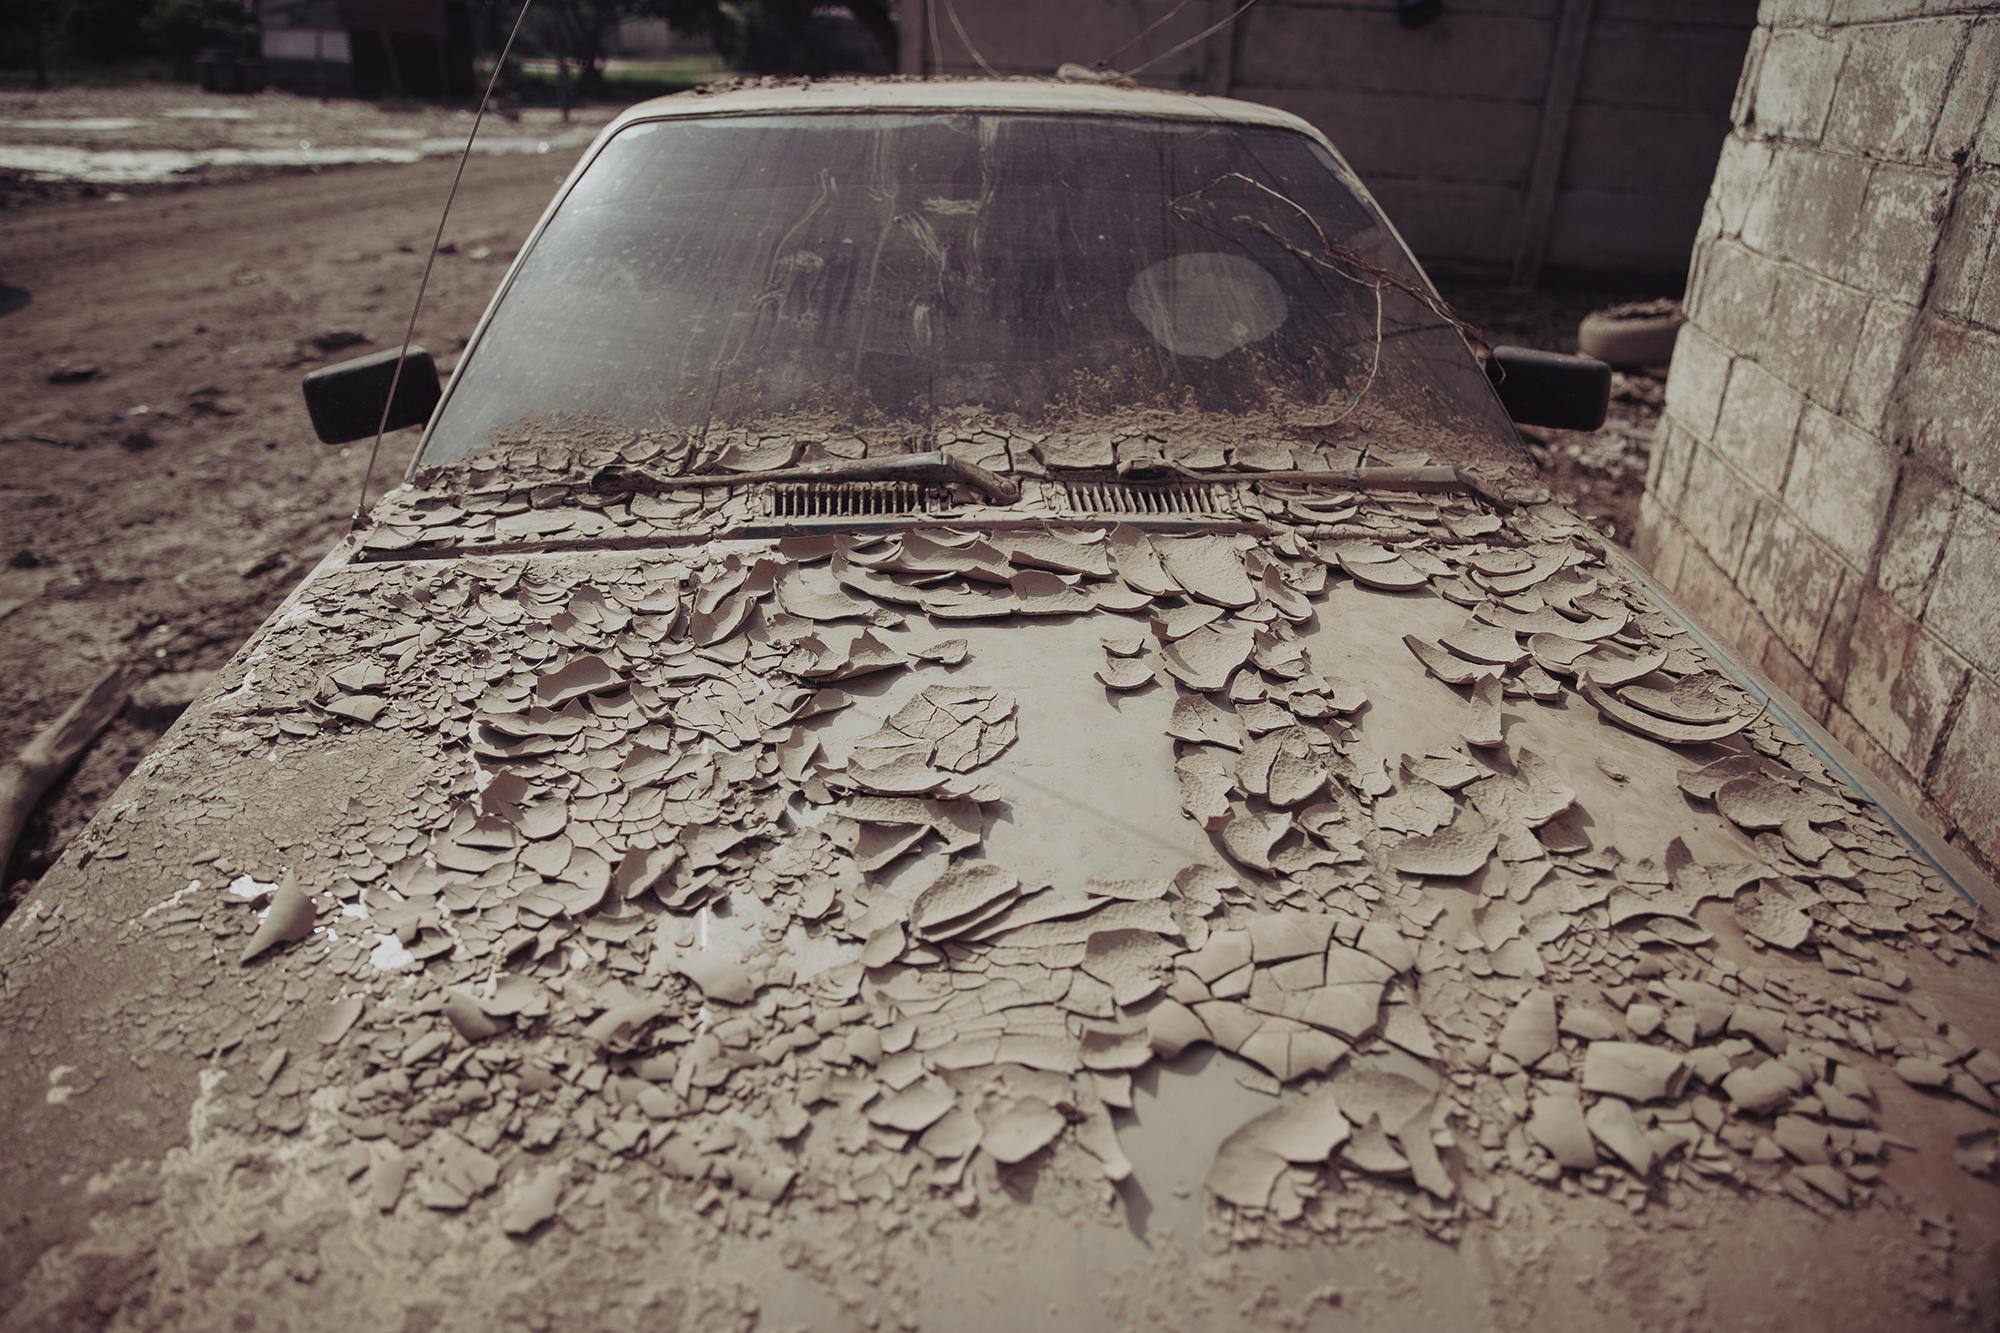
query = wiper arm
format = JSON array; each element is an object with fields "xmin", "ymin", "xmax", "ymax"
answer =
[{"xmin": 591, "ymin": 451, "xmax": 1020, "ymax": 505}]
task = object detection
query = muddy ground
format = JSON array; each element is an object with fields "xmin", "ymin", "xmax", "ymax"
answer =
[
  {"xmin": 0, "ymin": 82, "xmax": 611, "ymax": 203},
  {"xmin": 0, "ymin": 95, "xmax": 1664, "ymax": 912},
  {"xmin": 0, "ymin": 145, "xmax": 591, "ymax": 907}
]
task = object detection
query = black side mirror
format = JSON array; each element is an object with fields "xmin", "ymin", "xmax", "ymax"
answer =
[
  {"xmin": 1486, "ymin": 346, "xmax": 1611, "ymax": 432},
  {"xmin": 302, "ymin": 346, "xmax": 441, "ymax": 445}
]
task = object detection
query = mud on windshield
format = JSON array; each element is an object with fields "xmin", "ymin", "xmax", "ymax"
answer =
[{"xmin": 420, "ymin": 110, "xmax": 1514, "ymax": 469}]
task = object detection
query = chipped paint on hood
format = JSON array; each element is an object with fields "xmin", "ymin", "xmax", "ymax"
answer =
[{"xmin": 1, "ymin": 479, "xmax": 1997, "ymax": 1330}]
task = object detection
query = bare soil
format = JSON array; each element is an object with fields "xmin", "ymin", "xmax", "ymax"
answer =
[{"xmin": 0, "ymin": 146, "xmax": 593, "ymax": 908}]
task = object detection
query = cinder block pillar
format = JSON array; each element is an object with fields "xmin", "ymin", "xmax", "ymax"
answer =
[{"xmin": 1639, "ymin": 7, "xmax": 2000, "ymax": 873}]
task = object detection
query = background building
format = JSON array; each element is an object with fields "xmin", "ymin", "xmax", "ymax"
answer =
[
  {"xmin": 260, "ymin": 0, "xmax": 475, "ymax": 100},
  {"xmin": 904, "ymin": 0, "xmax": 1755, "ymax": 284}
]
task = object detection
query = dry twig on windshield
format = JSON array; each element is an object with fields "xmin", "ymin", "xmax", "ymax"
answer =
[
  {"xmin": 1170, "ymin": 171, "xmax": 1486, "ymax": 347},
  {"xmin": 1170, "ymin": 170, "xmax": 1489, "ymax": 429}
]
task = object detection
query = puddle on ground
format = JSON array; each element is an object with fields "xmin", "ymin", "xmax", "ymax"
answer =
[
  {"xmin": 9, "ymin": 117, "xmax": 148, "ymax": 132},
  {"xmin": 0, "ymin": 129, "xmax": 597, "ymax": 185}
]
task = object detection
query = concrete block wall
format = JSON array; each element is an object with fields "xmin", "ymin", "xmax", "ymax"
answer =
[
  {"xmin": 1637, "ymin": 2, "xmax": 2000, "ymax": 872},
  {"xmin": 908, "ymin": 0, "xmax": 1754, "ymax": 279}
]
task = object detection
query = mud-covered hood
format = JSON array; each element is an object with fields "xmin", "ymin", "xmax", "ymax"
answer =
[{"xmin": 3, "ymin": 493, "xmax": 1999, "ymax": 1331}]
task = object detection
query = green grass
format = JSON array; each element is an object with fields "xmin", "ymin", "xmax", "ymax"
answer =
[
  {"xmin": 602, "ymin": 54, "xmax": 730, "ymax": 91},
  {"xmin": 491, "ymin": 51, "xmax": 729, "ymax": 103}
]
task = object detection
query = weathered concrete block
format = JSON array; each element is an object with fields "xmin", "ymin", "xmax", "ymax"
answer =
[
  {"xmin": 1825, "ymin": 703, "xmax": 1931, "ymax": 820},
  {"xmin": 1736, "ymin": 504, "xmax": 1848, "ymax": 660},
  {"xmin": 1901, "ymin": 321, "xmax": 2000, "ymax": 510},
  {"xmin": 1839, "ymin": 592, "xmax": 1970, "ymax": 778},
  {"xmin": 1684, "ymin": 232, "xmax": 1717, "ymax": 304},
  {"xmin": 1706, "ymin": 134, "xmax": 1775, "ymax": 240},
  {"xmin": 1710, "ymin": 358, "xmax": 1802, "ymax": 489},
  {"xmin": 1656, "ymin": 416, "xmax": 1704, "ymax": 508},
  {"xmin": 1644, "ymin": 424, "xmax": 1670, "ymax": 495},
  {"xmin": 1761, "ymin": 264, "xmax": 1866, "ymax": 408},
  {"xmin": 1844, "ymin": 163, "xmax": 1955, "ymax": 303},
  {"xmin": 1731, "ymin": 27, "xmax": 1768, "ymax": 128},
  {"xmin": 1634, "ymin": 495, "xmax": 1689, "ymax": 587},
  {"xmin": 1670, "ymin": 538, "xmax": 1769, "ymax": 654},
  {"xmin": 1825, "ymin": 18, "xmax": 1964, "ymax": 161},
  {"xmin": 1740, "ymin": 146, "xmax": 1868, "ymax": 274},
  {"xmin": 1653, "ymin": 417, "xmax": 1699, "ymax": 512},
  {"xmin": 1811, "ymin": 566, "xmax": 1865, "ymax": 695},
  {"xmin": 1933, "ymin": 169, "xmax": 2000, "ymax": 328},
  {"xmin": 1756, "ymin": 0, "xmax": 1833, "ymax": 29},
  {"xmin": 1783, "ymin": 403, "xmax": 1896, "ymax": 565},
  {"xmin": 1982, "ymin": 72, "xmax": 2000, "ymax": 167},
  {"xmin": 1876, "ymin": 460, "xmax": 1960, "ymax": 617},
  {"xmin": 1643, "ymin": 422, "xmax": 1676, "ymax": 514},
  {"xmin": 1749, "ymin": 28, "xmax": 1843, "ymax": 140},
  {"xmin": 1663, "ymin": 324, "xmax": 1733, "ymax": 440},
  {"xmin": 1677, "ymin": 444, "xmax": 1765, "ymax": 574},
  {"xmin": 1758, "ymin": 630, "xmax": 1832, "ymax": 722},
  {"xmin": 1690, "ymin": 239, "xmax": 1781, "ymax": 355},
  {"xmin": 1839, "ymin": 297, "xmax": 1918, "ymax": 433},
  {"xmin": 1932, "ymin": 17, "xmax": 1999, "ymax": 163},
  {"xmin": 1694, "ymin": 194, "xmax": 1724, "ymax": 244},
  {"xmin": 1925, "ymin": 495, "xmax": 2000, "ymax": 667},
  {"xmin": 1647, "ymin": 5, "xmax": 2000, "ymax": 860},
  {"xmin": 1932, "ymin": 669, "xmax": 2000, "ymax": 865},
  {"xmin": 1836, "ymin": 0, "xmax": 1940, "ymax": 18}
]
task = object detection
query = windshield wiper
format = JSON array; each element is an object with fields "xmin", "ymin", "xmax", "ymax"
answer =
[
  {"xmin": 1116, "ymin": 459, "xmax": 1510, "ymax": 506},
  {"xmin": 591, "ymin": 451, "xmax": 1021, "ymax": 505}
]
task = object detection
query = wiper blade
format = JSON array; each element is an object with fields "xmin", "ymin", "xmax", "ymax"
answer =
[
  {"xmin": 591, "ymin": 451, "xmax": 1020, "ymax": 505},
  {"xmin": 1116, "ymin": 459, "xmax": 1510, "ymax": 506}
]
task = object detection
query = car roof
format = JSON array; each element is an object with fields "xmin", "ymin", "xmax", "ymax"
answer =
[{"xmin": 609, "ymin": 75, "xmax": 1334, "ymax": 148}]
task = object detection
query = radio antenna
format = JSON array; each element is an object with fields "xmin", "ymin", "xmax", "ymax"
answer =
[{"xmin": 349, "ymin": 0, "xmax": 535, "ymax": 531}]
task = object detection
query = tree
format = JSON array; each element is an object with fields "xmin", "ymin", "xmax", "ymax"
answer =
[
  {"xmin": 522, "ymin": 0, "xmax": 899, "ymax": 92},
  {"xmin": 60, "ymin": 0, "xmax": 159, "ymax": 65},
  {"xmin": 143, "ymin": 0, "xmax": 256, "ymax": 67},
  {"xmin": 27, "ymin": 0, "xmax": 49, "ymax": 86},
  {"xmin": 538, "ymin": 0, "xmax": 625, "ymax": 97},
  {"xmin": 716, "ymin": 0, "xmax": 898, "ymax": 76}
]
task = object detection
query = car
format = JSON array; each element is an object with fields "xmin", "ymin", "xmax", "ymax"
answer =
[{"xmin": 3, "ymin": 78, "xmax": 1996, "ymax": 1332}]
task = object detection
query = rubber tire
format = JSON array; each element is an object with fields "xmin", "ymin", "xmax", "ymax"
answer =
[{"xmin": 1578, "ymin": 311, "xmax": 1681, "ymax": 370}]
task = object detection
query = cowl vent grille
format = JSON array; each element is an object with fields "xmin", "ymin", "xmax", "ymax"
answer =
[
  {"xmin": 1061, "ymin": 481, "xmax": 1223, "ymax": 515},
  {"xmin": 764, "ymin": 482, "xmax": 938, "ymax": 518}
]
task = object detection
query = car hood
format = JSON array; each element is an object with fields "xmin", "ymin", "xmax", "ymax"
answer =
[{"xmin": 3, "ymin": 490, "xmax": 1998, "ymax": 1331}]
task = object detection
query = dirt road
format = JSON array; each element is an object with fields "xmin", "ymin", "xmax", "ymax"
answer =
[{"xmin": 0, "ymin": 148, "xmax": 589, "ymax": 905}]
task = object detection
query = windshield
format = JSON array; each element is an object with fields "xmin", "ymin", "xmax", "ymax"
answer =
[{"xmin": 420, "ymin": 109, "xmax": 1515, "ymax": 470}]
